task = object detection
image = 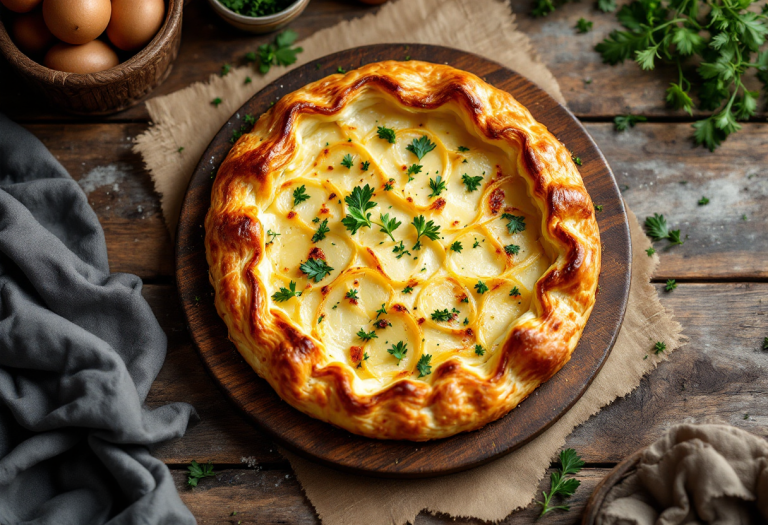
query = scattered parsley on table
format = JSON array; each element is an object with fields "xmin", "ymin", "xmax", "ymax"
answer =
[
  {"xmin": 614, "ymin": 115, "xmax": 647, "ymax": 131},
  {"xmin": 535, "ymin": 448, "xmax": 584, "ymax": 516},
  {"xmin": 665, "ymin": 279, "xmax": 677, "ymax": 292},
  {"xmin": 187, "ymin": 460, "xmax": 215, "ymax": 487},
  {"xmin": 654, "ymin": 341, "xmax": 667, "ymax": 354},
  {"xmin": 250, "ymin": 29, "xmax": 303, "ymax": 75},
  {"xmin": 576, "ymin": 18, "xmax": 593, "ymax": 33}
]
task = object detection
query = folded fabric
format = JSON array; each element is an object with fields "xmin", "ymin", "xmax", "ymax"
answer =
[
  {"xmin": 597, "ymin": 424, "xmax": 768, "ymax": 524},
  {"xmin": 0, "ymin": 114, "xmax": 198, "ymax": 524}
]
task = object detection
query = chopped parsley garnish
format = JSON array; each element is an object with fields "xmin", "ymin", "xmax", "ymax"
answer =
[
  {"xmin": 416, "ymin": 354, "xmax": 432, "ymax": 378},
  {"xmin": 646, "ymin": 247, "xmax": 656, "ymax": 256},
  {"xmin": 463, "ymin": 317, "xmax": 469, "ymax": 325},
  {"xmin": 762, "ymin": 337, "xmax": 768, "ymax": 351},
  {"xmin": 474, "ymin": 280, "xmax": 489, "ymax": 294},
  {"xmin": 346, "ymin": 288, "xmax": 359, "ymax": 300},
  {"xmin": 698, "ymin": 196, "xmax": 710, "ymax": 205},
  {"xmin": 428, "ymin": 175, "xmax": 446, "ymax": 198},
  {"xmin": 473, "ymin": 238, "xmax": 480, "ymax": 248},
  {"xmin": 211, "ymin": 97, "xmax": 222, "ymax": 107},
  {"xmin": 312, "ymin": 217, "xmax": 320, "ymax": 223},
  {"xmin": 450, "ymin": 241, "xmax": 463, "ymax": 253},
  {"xmin": 474, "ymin": 344, "xmax": 485, "ymax": 356},
  {"xmin": 220, "ymin": 63, "xmax": 231, "ymax": 76},
  {"xmin": 458, "ymin": 146, "xmax": 470, "ymax": 152},
  {"xmin": 341, "ymin": 154, "xmax": 354, "ymax": 169},
  {"xmin": 244, "ymin": 76, "xmax": 252, "ymax": 84},
  {"xmin": 265, "ymin": 229, "xmax": 280, "ymax": 245},
  {"xmin": 406, "ymin": 164, "xmax": 422, "ymax": 182},
  {"xmin": 594, "ymin": 204, "xmax": 603, "ymax": 212},
  {"xmin": 411, "ymin": 215, "xmax": 441, "ymax": 250},
  {"xmin": 361, "ymin": 160, "xmax": 370, "ymax": 171},
  {"xmin": 575, "ymin": 17, "xmax": 593, "ymax": 33},
  {"xmin": 431, "ymin": 309, "xmax": 453, "ymax": 322},
  {"xmin": 336, "ymin": 66, "xmax": 346, "ymax": 74},
  {"xmin": 535, "ymin": 449, "xmax": 584, "ymax": 517},
  {"xmin": 665, "ymin": 279, "xmax": 677, "ymax": 292},
  {"xmin": 375, "ymin": 212, "xmax": 402, "ymax": 242},
  {"xmin": 376, "ymin": 126, "xmax": 397, "ymax": 144},
  {"xmin": 300, "ymin": 258, "xmax": 334, "ymax": 282},
  {"xmin": 654, "ymin": 341, "xmax": 667, "ymax": 354},
  {"xmin": 572, "ymin": 155, "xmax": 583, "ymax": 166},
  {"xmin": 292, "ymin": 185, "xmax": 310, "ymax": 206},
  {"xmin": 178, "ymin": 147, "xmax": 184, "ymax": 153},
  {"xmin": 375, "ymin": 304, "xmax": 387, "ymax": 318},
  {"xmin": 388, "ymin": 341, "xmax": 408, "ymax": 363},
  {"xmin": 461, "ymin": 173, "xmax": 484, "ymax": 192},
  {"xmin": 402, "ymin": 286, "xmax": 414, "ymax": 294},
  {"xmin": 341, "ymin": 184, "xmax": 377, "ymax": 235},
  {"xmin": 357, "ymin": 328, "xmax": 377, "ymax": 341},
  {"xmin": 318, "ymin": 314, "xmax": 324, "ymax": 324},
  {"xmin": 252, "ymin": 29, "xmax": 303, "ymax": 74},
  {"xmin": 312, "ymin": 218, "xmax": 330, "ymax": 243},
  {"xmin": 510, "ymin": 286, "xmax": 521, "ymax": 297},
  {"xmin": 504, "ymin": 244, "xmax": 520, "ymax": 255},
  {"xmin": 645, "ymin": 213, "xmax": 683, "ymax": 245},
  {"xmin": 406, "ymin": 135, "xmax": 436, "ymax": 161},
  {"xmin": 393, "ymin": 240, "xmax": 411, "ymax": 259},
  {"xmin": 187, "ymin": 460, "xmax": 215, "ymax": 487},
  {"xmin": 502, "ymin": 213, "xmax": 526, "ymax": 234},
  {"xmin": 271, "ymin": 281, "xmax": 302, "ymax": 302},
  {"xmin": 614, "ymin": 115, "xmax": 647, "ymax": 131},
  {"xmin": 384, "ymin": 179, "xmax": 395, "ymax": 191}
]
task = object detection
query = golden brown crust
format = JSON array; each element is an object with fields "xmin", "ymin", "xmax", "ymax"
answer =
[{"xmin": 204, "ymin": 60, "xmax": 601, "ymax": 440}]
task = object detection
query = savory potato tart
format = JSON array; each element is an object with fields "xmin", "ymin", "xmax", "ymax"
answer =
[{"xmin": 205, "ymin": 60, "xmax": 601, "ymax": 441}]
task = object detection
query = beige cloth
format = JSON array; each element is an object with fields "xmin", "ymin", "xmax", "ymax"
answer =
[
  {"xmin": 597, "ymin": 424, "xmax": 768, "ymax": 524},
  {"xmin": 133, "ymin": 0, "xmax": 686, "ymax": 523}
]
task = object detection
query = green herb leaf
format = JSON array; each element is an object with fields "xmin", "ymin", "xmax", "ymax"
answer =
[
  {"xmin": 187, "ymin": 460, "xmax": 215, "ymax": 487},
  {"xmin": 406, "ymin": 164, "xmax": 422, "ymax": 182},
  {"xmin": 312, "ymin": 218, "xmax": 330, "ymax": 242},
  {"xmin": 346, "ymin": 288, "xmax": 359, "ymax": 301},
  {"xmin": 406, "ymin": 136, "xmax": 437, "ymax": 161},
  {"xmin": 416, "ymin": 354, "xmax": 432, "ymax": 378},
  {"xmin": 474, "ymin": 280, "xmax": 489, "ymax": 294},
  {"xmin": 431, "ymin": 309, "xmax": 453, "ymax": 322},
  {"xmin": 428, "ymin": 175, "xmax": 447, "ymax": 198},
  {"xmin": 357, "ymin": 328, "xmax": 378, "ymax": 341},
  {"xmin": 535, "ymin": 449, "xmax": 584, "ymax": 516},
  {"xmin": 654, "ymin": 341, "xmax": 667, "ymax": 354},
  {"xmin": 361, "ymin": 160, "xmax": 370, "ymax": 171},
  {"xmin": 576, "ymin": 18, "xmax": 594, "ymax": 33},
  {"xmin": 509, "ymin": 286, "xmax": 521, "ymax": 297},
  {"xmin": 341, "ymin": 154, "xmax": 354, "ymax": 169},
  {"xmin": 458, "ymin": 146, "xmax": 470, "ymax": 152},
  {"xmin": 293, "ymin": 185, "xmax": 310, "ymax": 206},
  {"xmin": 501, "ymin": 213, "xmax": 526, "ymax": 235},
  {"xmin": 342, "ymin": 184, "xmax": 377, "ymax": 234},
  {"xmin": 300, "ymin": 258, "xmax": 334, "ymax": 282},
  {"xmin": 411, "ymin": 215, "xmax": 441, "ymax": 250},
  {"xmin": 388, "ymin": 341, "xmax": 408, "ymax": 363},
  {"xmin": 271, "ymin": 281, "xmax": 302, "ymax": 302},
  {"xmin": 698, "ymin": 196, "xmax": 710, "ymax": 205},
  {"xmin": 504, "ymin": 244, "xmax": 520, "ymax": 255},
  {"xmin": 376, "ymin": 126, "xmax": 397, "ymax": 144},
  {"xmin": 614, "ymin": 114, "xmax": 647, "ymax": 131},
  {"xmin": 474, "ymin": 344, "xmax": 485, "ymax": 356},
  {"xmin": 665, "ymin": 279, "xmax": 677, "ymax": 291},
  {"xmin": 461, "ymin": 173, "xmax": 484, "ymax": 192},
  {"xmin": 450, "ymin": 240, "xmax": 463, "ymax": 253}
]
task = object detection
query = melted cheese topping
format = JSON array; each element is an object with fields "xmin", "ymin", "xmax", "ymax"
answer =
[{"xmin": 256, "ymin": 95, "xmax": 553, "ymax": 395}]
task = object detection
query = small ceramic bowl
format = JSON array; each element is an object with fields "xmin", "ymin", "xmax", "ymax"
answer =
[{"xmin": 207, "ymin": 0, "xmax": 310, "ymax": 33}]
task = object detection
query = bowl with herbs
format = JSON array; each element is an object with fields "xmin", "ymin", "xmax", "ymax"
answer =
[{"xmin": 208, "ymin": 0, "xmax": 309, "ymax": 33}]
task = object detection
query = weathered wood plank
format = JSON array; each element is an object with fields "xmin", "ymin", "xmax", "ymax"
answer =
[
  {"xmin": 172, "ymin": 466, "xmax": 608, "ymax": 524},
  {"xmin": 145, "ymin": 282, "xmax": 768, "ymax": 465},
  {"xmin": 3, "ymin": 0, "xmax": 764, "ymax": 121},
  {"xmin": 24, "ymin": 121, "xmax": 768, "ymax": 280},
  {"xmin": 21, "ymin": 123, "xmax": 173, "ymax": 278}
]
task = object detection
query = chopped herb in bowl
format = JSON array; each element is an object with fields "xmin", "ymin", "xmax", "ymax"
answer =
[{"xmin": 218, "ymin": 0, "xmax": 295, "ymax": 17}]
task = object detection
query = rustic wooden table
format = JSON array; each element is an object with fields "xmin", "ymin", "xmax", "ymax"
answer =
[{"xmin": 2, "ymin": 0, "xmax": 766, "ymax": 523}]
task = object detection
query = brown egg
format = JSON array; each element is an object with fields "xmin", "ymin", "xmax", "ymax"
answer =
[
  {"xmin": 42, "ymin": 0, "xmax": 111, "ymax": 45},
  {"xmin": 44, "ymin": 40, "xmax": 119, "ymax": 74},
  {"xmin": 0, "ymin": 0, "xmax": 42, "ymax": 14},
  {"xmin": 11, "ymin": 10, "xmax": 55, "ymax": 55},
  {"xmin": 107, "ymin": 0, "xmax": 165, "ymax": 52}
]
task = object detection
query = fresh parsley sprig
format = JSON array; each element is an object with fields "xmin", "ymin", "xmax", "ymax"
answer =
[
  {"xmin": 428, "ymin": 175, "xmax": 447, "ymax": 198},
  {"xmin": 614, "ymin": 114, "xmax": 648, "ymax": 131},
  {"xmin": 595, "ymin": 0, "xmax": 768, "ymax": 150},
  {"xmin": 300, "ymin": 258, "xmax": 334, "ymax": 282},
  {"xmin": 253, "ymin": 30, "xmax": 303, "ymax": 75},
  {"xmin": 535, "ymin": 449, "xmax": 585, "ymax": 517},
  {"xmin": 312, "ymin": 218, "xmax": 330, "ymax": 243},
  {"xmin": 340, "ymin": 185, "xmax": 402, "ymax": 241},
  {"xmin": 645, "ymin": 213, "xmax": 684, "ymax": 245},
  {"xmin": 187, "ymin": 460, "xmax": 216, "ymax": 487},
  {"xmin": 293, "ymin": 185, "xmax": 310, "ymax": 206},
  {"xmin": 502, "ymin": 213, "xmax": 526, "ymax": 235},
  {"xmin": 461, "ymin": 173, "xmax": 484, "ymax": 192},
  {"xmin": 411, "ymin": 215, "xmax": 441, "ymax": 250},
  {"xmin": 416, "ymin": 354, "xmax": 432, "ymax": 377},
  {"xmin": 406, "ymin": 136, "xmax": 437, "ymax": 161},
  {"xmin": 388, "ymin": 341, "xmax": 408, "ymax": 363},
  {"xmin": 377, "ymin": 126, "xmax": 397, "ymax": 144},
  {"xmin": 271, "ymin": 281, "xmax": 302, "ymax": 302},
  {"xmin": 357, "ymin": 328, "xmax": 378, "ymax": 341}
]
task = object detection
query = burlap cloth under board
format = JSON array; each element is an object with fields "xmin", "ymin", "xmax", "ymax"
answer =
[{"xmin": 134, "ymin": 0, "xmax": 687, "ymax": 523}]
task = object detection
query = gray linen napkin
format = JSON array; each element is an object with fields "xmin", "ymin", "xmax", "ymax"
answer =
[
  {"xmin": 0, "ymin": 113, "xmax": 197, "ymax": 524},
  {"xmin": 597, "ymin": 424, "xmax": 768, "ymax": 524}
]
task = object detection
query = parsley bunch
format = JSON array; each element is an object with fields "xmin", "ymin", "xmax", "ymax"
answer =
[
  {"xmin": 596, "ymin": 0, "xmax": 768, "ymax": 150},
  {"xmin": 219, "ymin": 0, "xmax": 292, "ymax": 17},
  {"xmin": 251, "ymin": 29, "xmax": 303, "ymax": 75}
]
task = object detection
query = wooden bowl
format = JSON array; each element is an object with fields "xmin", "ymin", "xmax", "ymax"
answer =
[
  {"xmin": 0, "ymin": 0, "xmax": 183, "ymax": 115},
  {"xmin": 581, "ymin": 448, "xmax": 646, "ymax": 524},
  {"xmin": 206, "ymin": 0, "xmax": 309, "ymax": 33}
]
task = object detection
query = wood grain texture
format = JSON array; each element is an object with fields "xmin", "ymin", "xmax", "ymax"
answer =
[
  {"xmin": 172, "ymin": 466, "xmax": 610, "ymax": 524},
  {"xmin": 3, "ymin": 0, "xmax": 765, "ymax": 121},
  {"xmin": 175, "ymin": 45, "xmax": 631, "ymax": 477},
  {"xmin": 146, "ymin": 282, "xmax": 768, "ymax": 465},
  {"xmin": 0, "ymin": 0, "xmax": 183, "ymax": 115}
]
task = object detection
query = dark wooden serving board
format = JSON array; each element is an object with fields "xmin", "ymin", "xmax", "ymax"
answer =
[{"xmin": 176, "ymin": 44, "xmax": 631, "ymax": 479}]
